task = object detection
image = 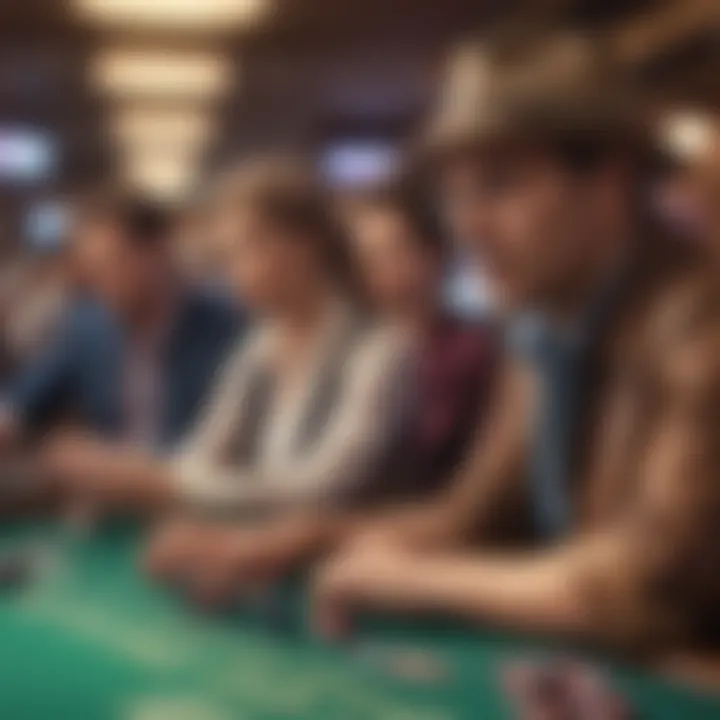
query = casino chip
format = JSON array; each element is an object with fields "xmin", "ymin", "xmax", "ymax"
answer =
[{"xmin": 501, "ymin": 658, "xmax": 638, "ymax": 720}]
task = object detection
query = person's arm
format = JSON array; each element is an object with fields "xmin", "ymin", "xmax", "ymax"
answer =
[
  {"xmin": 175, "ymin": 329, "xmax": 415, "ymax": 511},
  {"xmin": 319, "ymin": 358, "xmax": 532, "ymax": 552},
  {"xmin": 224, "ymin": 357, "xmax": 531, "ymax": 569},
  {"xmin": 145, "ymin": 353, "xmax": 532, "ymax": 595},
  {"xmin": 315, "ymin": 281, "xmax": 720, "ymax": 649},
  {"xmin": 41, "ymin": 331, "xmax": 263, "ymax": 511}
]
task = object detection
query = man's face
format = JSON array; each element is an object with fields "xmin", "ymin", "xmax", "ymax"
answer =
[
  {"xmin": 440, "ymin": 150, "xmax": 599, "ymax": 312},
  {"xmin": 73, "ymin": 218, "xmax": 159, "ymax": 312}
]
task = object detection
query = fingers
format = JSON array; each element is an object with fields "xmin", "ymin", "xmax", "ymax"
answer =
[
  {"xmin": 183, "ymin": 539, "xmax": 278, "ymax": 610},
  {"xmin": 144, "ymin": 519, "xmax": 212, "ymax": 582},
  {"xmin": 310, "ymin": 538, "xmax": 417, "ymax": 642},
  {"xmin": 145, "ymin": 523, "xmax": 281, "ymax": 610},
  {"xmin": 185, "ymin": 558, "xmax": 241, "ymax": 610},
  {"xmin": 146, "ymin": 520, "xmax": 399, "ymax": 633},
  {"xmin": 312, "ymin": 570, "xmax": 355, "ymax": 641},
  {"xmin": 311, "ymin": 544, "xmax": 372, "ymax": 642}
]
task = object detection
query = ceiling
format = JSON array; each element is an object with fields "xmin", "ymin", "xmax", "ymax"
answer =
[{"xmin": 0, "ymin": 0, "xmax": 715, "ymax": 205}]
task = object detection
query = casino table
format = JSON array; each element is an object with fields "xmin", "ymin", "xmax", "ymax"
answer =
[{"xmin": 0, "ymin": 523, "xmax": 718, "ymax": 720}]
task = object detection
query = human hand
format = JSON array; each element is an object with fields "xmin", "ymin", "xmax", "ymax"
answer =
[
  {"xmin": 182, "ymin": 523, "xmax": 306, "ymax": 610},
  {"xmin": 312, "ymin": 540, "xmax": 420, "ymax": 641},
  {"xmin": 144, "ymin": 518, "xmax": 222, "ymax": 583},
  {"xmin": 42, "ymin": 431, "xmax": 116, "ymax": 493}
]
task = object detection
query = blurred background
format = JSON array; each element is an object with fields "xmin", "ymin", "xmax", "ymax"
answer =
[{"xmin": 0, "ymin": 0, "xmax": 715, "ymax": 258}]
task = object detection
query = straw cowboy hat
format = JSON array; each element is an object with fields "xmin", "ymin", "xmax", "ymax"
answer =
[{"xmin": 420, "ymin": 30, "xmax": 658, "ymax": 163}]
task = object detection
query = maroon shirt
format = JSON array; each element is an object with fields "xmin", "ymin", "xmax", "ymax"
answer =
[{"xmin": 413, "ymin": 316, "xmax": 497, "ymax": 494}]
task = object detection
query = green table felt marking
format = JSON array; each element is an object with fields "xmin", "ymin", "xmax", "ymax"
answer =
[{"xmin": 0, "ymin": 523, "xmax": 717, "ymax": 720}]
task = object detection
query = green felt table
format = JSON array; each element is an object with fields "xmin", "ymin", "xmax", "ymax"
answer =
[{"xmin": 0, "ymin": 523, "xmax": 717, "ymax": 720}]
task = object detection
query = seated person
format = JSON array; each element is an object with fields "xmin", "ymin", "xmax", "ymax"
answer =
[
  {"xmin": 42, "ymin": 158, "xmax": 415, "ymax": 514},
  {"xmin": 148, "ymin": 35, "xmax": 720, "ymax": 656},
  {"xmin": 0, "ymin": 188, "xmax": 242, "ymax": 450},
  {"xmin": 348, "ymin": 181, "xmax": 496, "ymax": 494}
]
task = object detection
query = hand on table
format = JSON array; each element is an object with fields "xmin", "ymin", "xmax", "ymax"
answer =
[
  {"xmin": 183, "ymin": 531, "xmax": 265, "ymax": 610},
  {"xmin": 144, "ymin": 519, "xmax": 224, "ymax": 582},
  {"xmin": 148, "ymin": 520, "xmax": 314, "ymax": 610},
  {"xmin": 312, "ymin": 540, "xmax": 423, "ymax": 640}
]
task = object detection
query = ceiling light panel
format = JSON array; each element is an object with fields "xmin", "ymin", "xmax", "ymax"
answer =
[
  {"xmin": 123, "ymin": 151, "xmax": 198, "ymax": 200},
  {"xmin": 74, "ymin": 0, "xmax": 269, "ymax": 32},
  {"xmin": 92, "ymin": 49, "xmax": 234, "ymax": 100},
  {"xmin": 111, "ymin": 107, "xmax": 215, "ymax": 152}
]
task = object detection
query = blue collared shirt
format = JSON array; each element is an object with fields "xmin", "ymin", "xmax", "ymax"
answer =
[
  {"xmin": 3, "ymin": 287, "xmax": 244, "ymax": 450},
  {"xmin": 508, "ymin": 266, "xmax": 628, "ymax": 541}
]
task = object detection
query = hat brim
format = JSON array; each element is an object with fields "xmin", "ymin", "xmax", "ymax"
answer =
[{"xmin": 410, "ymin": 114, "xmax": 674, "ymax": 180}]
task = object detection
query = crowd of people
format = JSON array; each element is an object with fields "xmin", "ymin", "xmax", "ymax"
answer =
[{"xmin": 1, "ymin": 29, "xmax": 720, "ymax": 673}]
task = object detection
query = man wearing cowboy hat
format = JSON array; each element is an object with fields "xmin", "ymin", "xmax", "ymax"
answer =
[{"xmin": 148, "ymin": 31, "xmax": 720, "ymax": 654}]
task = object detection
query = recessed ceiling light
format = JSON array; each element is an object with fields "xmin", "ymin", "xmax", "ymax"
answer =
[
  {"xmin": 74, "ymin": 0, "xmax": 269, "ymax": 32},
  {"xmin": 92, "ymin": 49, "xmax": 233, "ymax": 100},
  {"xmin": 111, "ymin": 107, "xmax": 215, "ymax": 152},
  {"xmin": 123, "ymin": 150, "xmax": 198, "ymax": 200}
]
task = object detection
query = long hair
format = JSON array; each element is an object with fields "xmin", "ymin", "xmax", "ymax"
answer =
[{"xmin": 357, "ymin": 173, "xmax": 448, "ymax": 263}]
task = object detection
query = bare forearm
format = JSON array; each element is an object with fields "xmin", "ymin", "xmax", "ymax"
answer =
[
  {"xmin": 314, "ymin": 499, "xmax": 463, "ymax": 553},
  {"xmin": 338, "ymin": 532, "xmax": 643, "ymax": 640},
  {"xmin": 106, "ymin": 451, "xmax": 176, "ymax": 507},
  {"xmin": 45, "ymin": 443, "xmax": 179, "ymax": 512},
  {"xmin": 399, "ymin": 553, "xmax": 588, "ymax": 636}
]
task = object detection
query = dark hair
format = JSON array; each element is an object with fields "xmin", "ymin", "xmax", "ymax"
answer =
[
  {"xmin": 539, "ymin": 127, "xmax": 657, "ymax": 179},
  {"xmin": 216, "ymin": 156, "xmax": 359, "ymax": 296},
  {"xmin": 360, "ymin": 176, "xmax": 448, "ymax": 261},
  {"xmin": 75, "ymin": 187, "xmax": 171, "ymax": 248}
]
